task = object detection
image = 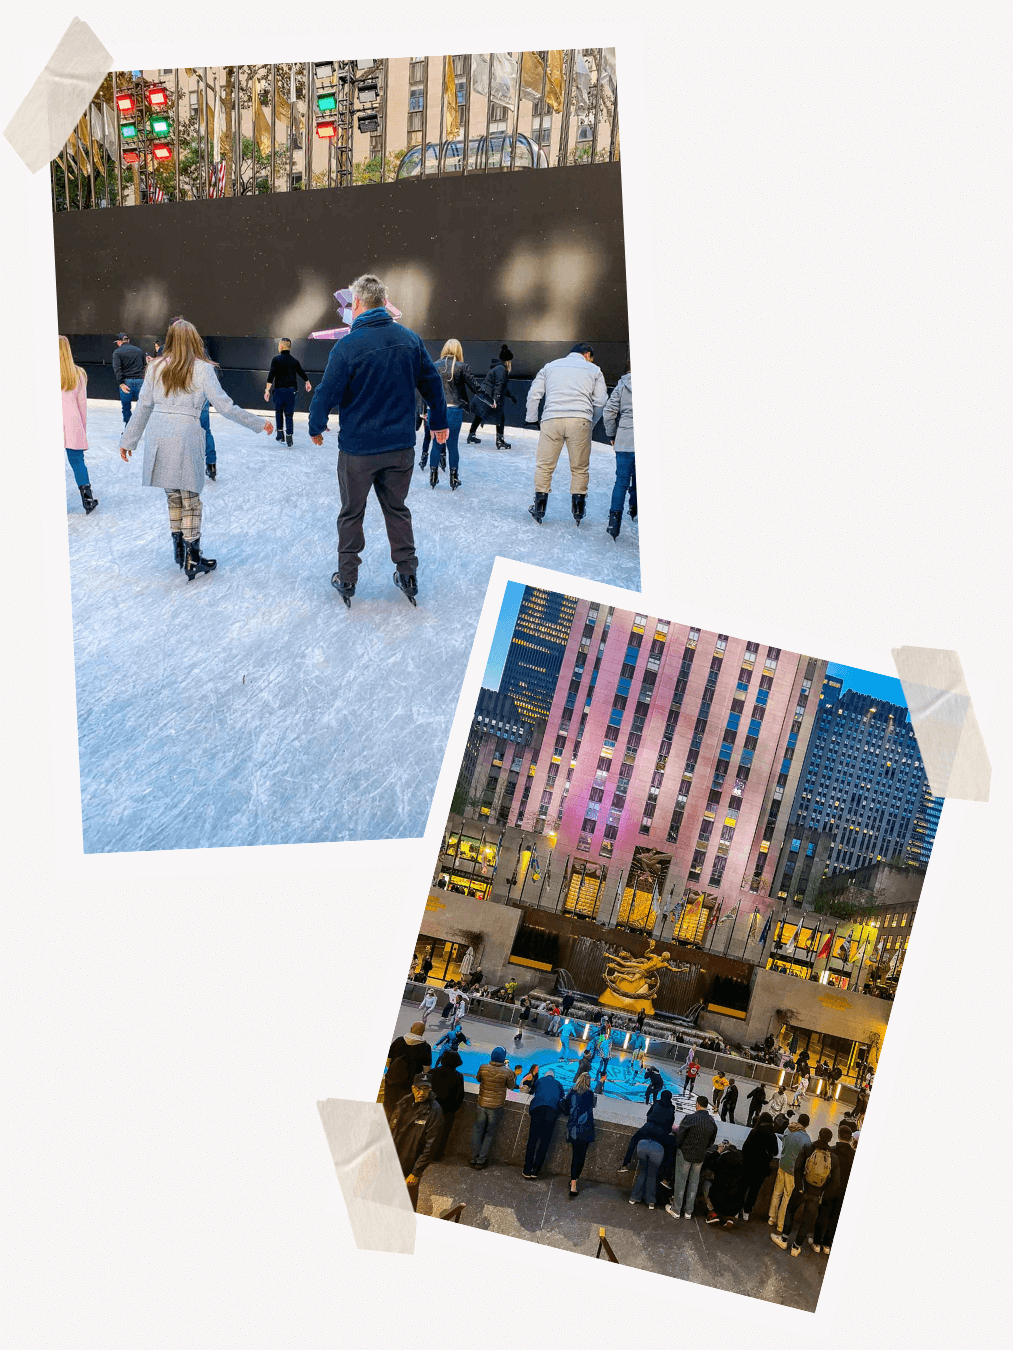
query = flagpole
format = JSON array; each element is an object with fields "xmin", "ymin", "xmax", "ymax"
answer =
[
  {"xmin": 554, "ymin": 854, "xmax": 570, "ymax": 912},
  {"xmin": 535, "ymin": 844, "xmax": 553, "ymax": 908},
  {"xmin": 706, "ymin": 899, "xmax": 723, "ymax": 950},
  {"xmin": 606, "ymin": 867, "xmax": 625, "ymax": 929},
  {"xmin": 723, "ymin": 896, "xmax": 741, "ymax": 955}
]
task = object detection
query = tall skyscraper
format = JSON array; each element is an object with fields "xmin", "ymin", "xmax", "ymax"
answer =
[
  {"xmin": 517, "ymin": 598, "xmax": 827, "ymax": 936},
  {"xmin": 498, "ymin": 587, "xmax": 579, "ymax": 724},
  {"xmin": 782, "ymin": 681, "xmax": 943, "ymax": 885}
]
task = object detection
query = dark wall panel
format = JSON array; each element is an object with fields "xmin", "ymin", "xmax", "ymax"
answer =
[{"xmin": 54, "ymin": 163, "xmax": 628, "ymax": 354}]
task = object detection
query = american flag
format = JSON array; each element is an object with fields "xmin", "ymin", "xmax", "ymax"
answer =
[
  {"xmin": 209, "ymin": 160, "xmax": 227, "ymax": 198},
  {"xmin": 150, "ymin": 183, "xmax": 166, "ymax": 203}
]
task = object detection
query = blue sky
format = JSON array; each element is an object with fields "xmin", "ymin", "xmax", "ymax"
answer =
[
  {"xmin": 483, "ymin": 581, "xmax": 526, "ymax": 687},
  {"xmin": 826, "ymin": 662, "xmax": 908, "ymax": 710}
]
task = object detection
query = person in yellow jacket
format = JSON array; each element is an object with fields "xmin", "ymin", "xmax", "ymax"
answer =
[{"xmin": 712, "ymin": 1072, "xmax": 730, "ymax": 1113}]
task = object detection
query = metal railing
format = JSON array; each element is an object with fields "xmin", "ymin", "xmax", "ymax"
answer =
[{"xmin": 51, "ymin": 49, "xmax": 619, "ymax": 211}]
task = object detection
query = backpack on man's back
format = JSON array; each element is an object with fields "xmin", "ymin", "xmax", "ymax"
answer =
[{"xmin": 803, "ymin": 1145, "xmax": 832, "ymax": 1189}]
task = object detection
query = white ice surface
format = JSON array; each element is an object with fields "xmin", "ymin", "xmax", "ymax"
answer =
[{"xmin": 66, "ymin": 403, "xmax": 640, "ymax": 853}]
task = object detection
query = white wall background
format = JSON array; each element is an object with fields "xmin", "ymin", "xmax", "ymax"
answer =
[{"xmin": 2, "ymin": 3, "xmax": 1008, "ymax": 1346}]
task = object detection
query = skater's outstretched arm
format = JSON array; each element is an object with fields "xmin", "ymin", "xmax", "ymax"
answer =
[
  {"xmin": 119, "ymin": 368, "xmax": 156, "ymax": 457},
  {"xmin": 590, "ymin": 368, "xmax": 610, "ymax": 425},
  {"xmin": 525, "ymin": 367, "xmax": 545, "ymax": 423},
  {"xmin": 202, "ymin": 364, "xmax": 273, "ymax": 434},
  {"xmin": 416, "ymin": 342, "xmax": 449, "ymax": 437},
  {"xmin": 307, "ymin": 343, "xmax": 350, "ymax": 441}
]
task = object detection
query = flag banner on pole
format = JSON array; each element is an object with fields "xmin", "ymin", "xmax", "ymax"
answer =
[
  {"xmin": 706, "ymin": 900, "xmax": 722, "ymax": 932},
  {"xmin": 150, "ymin": 183, "xmax": 166, "ymax": 202},
  {"xmin": 816, "ymin": 933, "xmax": 833, "ymax": 960},
  {"xmin": 520, "ymin": 51, "xmax": 565, "ymax": 111},
  {"xmin": 209, "ymin": 160, "xmax": 227, "ymax": 197},
  {"xmin": 530, "ymin": 847, "xmax": 540, "ymax": 882},
  {"xmin": 489, "ymin": 832, "xmax": 505, "ymax": 879},
  {"xmin": 444, "ymin": 57, "xmax": 460, "ymax": 138},
  {"xmin": 758, "ymin": 911, "xmax": 772, "ymax": 947},
  {"xmin": 471, "ymin": 53, "xmax": 519, "ymax": 105}
]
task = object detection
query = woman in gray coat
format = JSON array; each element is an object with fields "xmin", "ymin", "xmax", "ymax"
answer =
[
  {"xmin": 120, "ymin": 319, "xmax": 273, "ymax": 580},
  {"xmin": 602, "ymin": 357, "xmax": 635, "ymax": 540}
]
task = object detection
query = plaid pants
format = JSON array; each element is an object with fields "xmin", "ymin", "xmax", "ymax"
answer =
[{"xmin": 165, "ymin": 489, "xmax": 202, "ymax": 542}]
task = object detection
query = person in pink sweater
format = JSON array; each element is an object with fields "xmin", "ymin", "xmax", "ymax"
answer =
[{"xmin": 60, "ymin": 336, "xmax": 97, "ymax": 514}]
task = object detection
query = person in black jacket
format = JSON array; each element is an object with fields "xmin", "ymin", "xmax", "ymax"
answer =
[
  {"xmin": 740, "ymin": 1112, "xmax": 779, "ymax": 1218},
  {"xmin": 619, "ymin": 1090, "xmax": 676, "ymax": 1172},
  {"xmin": 705, "ymin": 1143, "xmax": 747, "ymax": 1228},
  {"xmin": 265, "ymin": 339, "xmax": 312, "ymax": 447},
  {"xmin": 382, "ymin": 1022, "xmax": 432, "ymax": 1122},
  {"xmin": 430, "ymin": 341, "xmax": 484, "ymax": 490},
  {"xmin": 719, "ymin": 1078, "xmax": 739, "ymax": 1123},
  {"xmin": 811, "ymin": 1123, "xmax": 856, "ymax": 1253},
  {"xmin": 429, "ymin": 1050, "xmax": 465, "ymax": 1162},
  {"xmin": 746, "ymin": 1082, "xmax": 768, "ymax": 1127},
  {"xmin": 112, "ymin": 333, "xmax": 147, "ymax": 425},
  {"xmin": 389, "ymin": 1073, "xmax": 444, "ymax": 1210},
  {"xmin": 467, "ymin": 345, "xmax": 516, "ymax": 449}
]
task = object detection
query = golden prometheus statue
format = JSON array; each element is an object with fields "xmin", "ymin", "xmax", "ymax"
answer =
[{"xmin": 599, "ymin": 940, "xmax": 679, "ymax": 1014}]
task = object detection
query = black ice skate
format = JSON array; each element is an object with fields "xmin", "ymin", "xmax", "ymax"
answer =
[
  {"xmin": 450, "ymin": 468, "xmax": 461, "ymax": 490},
  {"xmin": 183, "ymin": 537, "xmax": 217, "ymax": 582},
  {"xmin": 275, "ymin": 430, "xmax": 284, "ymax": 442},
  {"xmin": 529, "ymin": 491, "xmax": 548, "ymax": 524},
  {"xmin": 419, "ymin": 446, "xmax": 429, "ymax": 469},
  {"xmin": 171, "ymin": 531, "xmax": 186, "ymax": 568},
  {"xmin": 495, "ymin": 436, "xmax": 512, "ymax": 450},
  {"xmin": 629, "ymin": 500, "xmax": 638, "ymax": 522},
  {"xmin": 393, "ymin": 571, "xmax": 418, "ymax": 607},
  {"xmin": 206, "ymin": 463, "xmax": 217, "ymax": 481},
  {"xmin": 571, "ymin": 493, "xmax": 587, "ymax": 526},
  {"xmin": 286, "ymin": 434, "xmax": 293, "ymax": 447},
  {"xmin": 606, "ymin": 509, "xmax": 622, "ymax": 540},
  {"xmin": 430, "ymin": 465, "xmax": 439, "ymax": 489},
  {"xmin": 466, "ymin": 433, "xmax": 481, "ymax": 445},
  {"xmin": 331, "ymin": 574, "xmax": 355, "ymax": 608},
  {"xmin": 79, "ymin": 484, "xmax": 98, "ymax": 514}
]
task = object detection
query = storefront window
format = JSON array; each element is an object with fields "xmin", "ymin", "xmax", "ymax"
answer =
[{"xmin": 412, "ymin": 936, "xmax": 467, "ymax": 986}]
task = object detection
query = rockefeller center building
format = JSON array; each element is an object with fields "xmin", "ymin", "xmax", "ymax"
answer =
[{"xmin": 513, "ymin": 600, "xmax": 828, "ymax": 940}]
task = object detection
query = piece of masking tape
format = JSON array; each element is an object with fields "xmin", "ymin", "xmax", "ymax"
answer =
[
  {"xmin": 892, "ymin": 647, "xmax": 990, "ymax": 802},
  {"xmin": 3, "ymin": 19, "xmax": 112, "ymax": 174},
  {"xmin": 317, "ymin": 1099, "xmax": 415, "ymax": 1254}
]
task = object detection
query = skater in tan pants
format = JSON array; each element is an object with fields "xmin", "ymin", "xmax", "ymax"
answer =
[{"xmin": 526, "ymin": 343, "xmax": 608, "ymax": 526}]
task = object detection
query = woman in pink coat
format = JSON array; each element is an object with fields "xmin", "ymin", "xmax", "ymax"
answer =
[{"xmin": 60, "ymin": 336, "xmax": 97, "ymax": 513}]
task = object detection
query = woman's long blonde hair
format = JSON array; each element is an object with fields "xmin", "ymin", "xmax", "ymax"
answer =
[
  {"xmin": 59, "ymin": 335, "xmax": 85, "ymax": 392},
  {"xmin": 574, "ymin": 1072, "xmax": 591, "ymax": 1094},
  {"xmin": 440, "ymin": 338, "xmax": 464, "ymax": 377},
  {"xmin": 151, "ymin": 319, "xmax": 212, "ymax": 396}
]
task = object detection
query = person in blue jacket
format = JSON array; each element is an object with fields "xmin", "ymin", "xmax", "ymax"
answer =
[
  {"xmin": 308, "ymin": 274, "xmax": 448, "ymax": 607},
  {"xmin": 521, "ymin": 1069, "xmax": 567, "ymax": 1179}
]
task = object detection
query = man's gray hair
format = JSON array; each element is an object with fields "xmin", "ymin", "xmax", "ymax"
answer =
[{"xmin": 351, "ymin": 274, "xmax": 387, "ymax": 311}]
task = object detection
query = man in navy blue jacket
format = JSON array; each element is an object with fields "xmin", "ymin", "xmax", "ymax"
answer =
[{"xmin": 308, "ymin": 274, "xmax": 448, "ymax": 606}]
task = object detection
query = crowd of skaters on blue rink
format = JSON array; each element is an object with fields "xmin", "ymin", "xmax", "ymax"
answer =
[{"xmin": 381, "ymin": 1010, "xmax": 866, "ymax": 1231}]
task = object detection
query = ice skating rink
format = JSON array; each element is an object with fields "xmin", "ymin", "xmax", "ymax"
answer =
[{"xmin": 65, "ymin": 403, "xmax": 640, "ymax": 853}]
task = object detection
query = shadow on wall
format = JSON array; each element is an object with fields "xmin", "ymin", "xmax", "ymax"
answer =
[
  {"xmin": 268, "ymin": 271, "xmax": 336, "ymax": 338},
  {"xmin": 498, "ymin": 235, "xmax": 608, "ymax": 342},
  {"xmin": 120, "ymin": 281, "xmax": 172, "ymax": 335}
]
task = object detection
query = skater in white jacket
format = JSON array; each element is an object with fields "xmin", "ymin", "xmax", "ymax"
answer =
[{"xmin": 525, "ymin": 343, "xmax": 608, "ymax": 526}]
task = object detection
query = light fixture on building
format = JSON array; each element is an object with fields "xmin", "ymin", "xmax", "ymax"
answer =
[
  {"xmin": 314, "ymin": 120, "xmax": 337, "ymax": 140},
  {"xmin": 121, "ymin": 148, "xmax": 141, "ymax": 164},
  {"xmin": 115, "ymin": 92, "xmax": 136, "ymax": 114},
  {"xmin": 119, "ymin": 121, "xmax": 139, "ymax": 142},
  {"xmin": 356, "ymin": 112, "xmax": 379, "ymax": 133},
  {"xmin": 314, "ymin": 61, "xmax": 336, "ymax": 81},
  {"xmin": 356, "ymin": 80, "xmax": 379, "ymax": 102},
  {"xmin": 151, "ymin": 142, "xmax": 174, "ymax": 163},
  {"xmin": 145, "ymin": 85, "xmax": 170, "ymax": 110},
  {"xmin": 147, "ymin": 113, "xmax": 172, "ymax": 137},
  {"xmin": 316, "ymin": 91, "xmax": 338, "ymax": 113}
]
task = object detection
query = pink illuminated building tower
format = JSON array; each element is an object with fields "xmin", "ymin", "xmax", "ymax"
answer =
[{"xmin": 517, "ymin": 599, "xmax": 827, "ymax": 946}]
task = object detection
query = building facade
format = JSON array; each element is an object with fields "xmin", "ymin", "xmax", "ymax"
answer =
[
  {"xmin": 785, "ymin": 681, "xmax": 943, "ymax": 879},
  {"xmin": 498, "ymin": 587, "xmax": 579, "ymax": 725},
  {"xmin": 510, "ymin": 600, "xmax": 827, "ymax": 948}
]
